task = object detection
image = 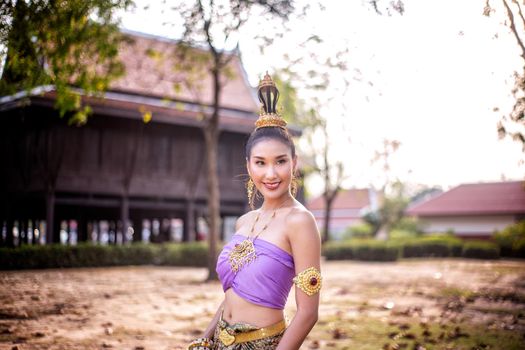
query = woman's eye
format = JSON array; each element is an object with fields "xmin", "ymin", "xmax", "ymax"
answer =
[
  {"xmin": 277, "ymin": 159, "xmax": 287, "ymax": 164},
  {"xmin": 255, "ymin": 161, "xmax": 264, "ymax": 165}
]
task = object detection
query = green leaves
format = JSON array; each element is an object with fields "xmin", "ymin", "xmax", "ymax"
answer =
[{"xmin": 0, "ymin": 0, "xmax": 132, "ymax": 125}]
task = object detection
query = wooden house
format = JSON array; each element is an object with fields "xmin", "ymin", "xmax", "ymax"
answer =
[{"xmin": 0, "ymin": 30, "xmax": 260, "ymax": 246}]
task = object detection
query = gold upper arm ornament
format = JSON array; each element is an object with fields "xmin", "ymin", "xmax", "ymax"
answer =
[{"xmin": 293, "ymin": 267, "xmax": 322, "ymax": 296}]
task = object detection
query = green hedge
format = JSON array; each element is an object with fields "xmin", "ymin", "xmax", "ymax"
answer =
[
  {"xmin": 461, "ymin": 240, "xmax": 500, "ymax": 259},
  {"xmin": 400, "ymin": 235, "xmax": 463, "ymax": 258},
  {"xmin": 0, "ymin": 234, "xmax": 511, "ymax": 269},
  {"xmin": 157, "ymin": 242, "xmax": 208, "ymax": 267},
  {"xmin": 493, "ymin": 220, "xmax": 525, "ymax": 258},
  {"xmin": 323, "ymin": 234, "xmax": 503, "ymax": 261},
  {"xmin": 323, "ymin": 239, "xmax": 400, "ymax": 261},
  {"xmin": 0, "ymin": 242, "xmax": 209, "ymax": 270}
]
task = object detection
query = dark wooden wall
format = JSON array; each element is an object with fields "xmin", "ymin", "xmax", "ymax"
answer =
[{"xmin": 0, "ymin": 104, "xmax": 249, "ymax": 246}]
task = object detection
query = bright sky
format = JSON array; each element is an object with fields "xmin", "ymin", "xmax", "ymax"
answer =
[{"xmin": 119, "ymin": 0, "xmax": 524, "ymax": 196}]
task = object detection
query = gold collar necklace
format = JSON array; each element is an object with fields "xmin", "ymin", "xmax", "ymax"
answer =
[{"xmin": 228, "ymin": 198, "xmax": 292, "ymax": 273}]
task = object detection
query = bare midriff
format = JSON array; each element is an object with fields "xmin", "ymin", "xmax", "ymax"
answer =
[{"xmin": 222, "ymin": 288, "xmax": 285, "ymax": 327}]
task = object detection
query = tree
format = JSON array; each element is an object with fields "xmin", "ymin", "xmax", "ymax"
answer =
[
  {"xmin": 370, "ymin": 138, "xmax": 402, "ymax": 195},
  {"xmin": 169, "ymin": 0, "xmax": 294, "ymax": 281},
  {"xmin": 369, "ymin": 0, "xmax": 405, "ymax": 16},
  {"xmin": 313, "ymin": 109, "xmax": 346, "ymax": 243},
  {"xmin": 255, "ymin": 2, "xmax": 405, "ymax": 243},
  {"xmin": 368, "ymin": 138, "xmax": 402, "ymax": 239},
  {"xmin": 1, "ymin": 0, "xmax": 132, "ymax": 244},
  {"xmin": 273, "ymin": 34, "xmax": 352, "ymax": 243},
  {"xmin": 0, "ymin": 0, "xmax": 132, "ymax": 125},
  {"xmin": 484, "ymin": 0, "xmax": 525, "ymax": 154}
]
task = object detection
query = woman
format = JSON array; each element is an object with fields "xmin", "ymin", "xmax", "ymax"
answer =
[{"xmin": 188, "ymin": 73, "xmax": 322, "ymax": 350}]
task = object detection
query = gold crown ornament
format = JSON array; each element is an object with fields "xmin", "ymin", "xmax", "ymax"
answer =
[{"xmin": 255, "ymin": 72, "xmax": 288, "ymax": 130}]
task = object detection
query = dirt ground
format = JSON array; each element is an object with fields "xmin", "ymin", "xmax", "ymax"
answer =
[{"xmin": 0, "ymin": 258, "xmax": 524, "ymax": 350}]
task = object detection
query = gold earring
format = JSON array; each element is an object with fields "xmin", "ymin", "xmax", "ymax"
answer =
[
  {"xmin": 291, "ymin": 174, "xmax": 298, "ymax": 197},
  {"xmin": 246, "ymin": 178, "xmax": 256, "ymax": 209}
]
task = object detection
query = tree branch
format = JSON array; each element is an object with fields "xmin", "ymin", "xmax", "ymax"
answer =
[
  {"xmin": 503, "ymin": 0, "xmax": 525, "ymax": 60},
  {"xmin": 514, "ymin": 0, "xmax": 525, "ymax": 29}
]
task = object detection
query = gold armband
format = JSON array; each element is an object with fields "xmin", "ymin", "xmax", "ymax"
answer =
[{"xmin": 293, "ymin": 267, "xmax": 322, "ymax": 296}]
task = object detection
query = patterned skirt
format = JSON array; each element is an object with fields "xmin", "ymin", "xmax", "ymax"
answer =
[{"xmin": 212, "ymin": 315, "xmax": 285, "ymax": 350}]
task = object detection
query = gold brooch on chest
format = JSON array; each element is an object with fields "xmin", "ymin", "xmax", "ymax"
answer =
[
  {"xmin": 228, "ymin": 200, "xmax": 290, "ymax": 273},
  {"xmin": 228, "ymin": 239, "xmax": 257, "ymax": 273}
]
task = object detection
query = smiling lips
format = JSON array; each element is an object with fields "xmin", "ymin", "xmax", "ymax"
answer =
[{"xmin": 263, "ymin": 182, "xmax": 281, "ymax": 190}]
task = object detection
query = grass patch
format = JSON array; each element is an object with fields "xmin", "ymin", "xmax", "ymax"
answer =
[
  {"xmin": 438, "ymin": 286, "xmax": 478, "ymax": 300},
  {"xmin": 309, "ymin": 315, "xmax": 525, "ymax": 350}
]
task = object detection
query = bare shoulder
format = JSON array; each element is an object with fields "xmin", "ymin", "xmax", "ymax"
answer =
[
  {"xmin": 286, "ymin": 206, "xmax": 316, "ymax": 226},
  {"xmin": 284, "ymin": 204, "xmax": 321, "ymax": 262},
  {"xmin": 235, "ymin": 210, "xmax": 257, "ymax": 231},
  {"xmin": 285, "ymin": 205, "xmax": 320, "ymax": 240}
]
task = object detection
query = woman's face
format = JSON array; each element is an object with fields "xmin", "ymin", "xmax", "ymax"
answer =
[{"xmin": 247, "ymin": 138, "xmax": 297, "ymax": 202}]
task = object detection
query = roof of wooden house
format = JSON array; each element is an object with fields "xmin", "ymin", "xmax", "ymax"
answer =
[
  {"xmin": 112, "ymin": 30, "xmax": 259, "ymax": 113},
  {"xmin": 0, "ymin": 30, "xmax": 263, "ymax": 134}
]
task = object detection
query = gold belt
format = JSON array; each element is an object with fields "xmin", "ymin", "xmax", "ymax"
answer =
[{"xmin": 218, "ymin": 319, "xmax": 286, "ymax": 346}]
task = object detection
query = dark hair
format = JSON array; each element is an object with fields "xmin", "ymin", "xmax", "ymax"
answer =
[{"xmin": 245, "ymin": 127, "xmax": 296, "ymax": 159}]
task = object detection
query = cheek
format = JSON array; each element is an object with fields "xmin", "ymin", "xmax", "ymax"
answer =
[
  {"xmin": 278, "ymin": 165, "xmax": 293, "ymax": 180},
  {"xmin": 247, "ymin": 164, "xmax": 263, "ymax": 179}
]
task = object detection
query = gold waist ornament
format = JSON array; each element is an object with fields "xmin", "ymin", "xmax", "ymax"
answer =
[{"xmin": 218, "ymin": 319, "xmax": 286, "ymax": 345}]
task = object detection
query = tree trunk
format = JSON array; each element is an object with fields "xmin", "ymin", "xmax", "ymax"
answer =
[
  {"xmin": 204, "ymin": 126, "xmax": 220, "ymax": 281},
  {"xmin": 322, "ymin": 194, "xmax": 335, "ymax": 243},
  {"xmin": 205, "ymin": 63, "xmax": 222, "ymax": 281}
]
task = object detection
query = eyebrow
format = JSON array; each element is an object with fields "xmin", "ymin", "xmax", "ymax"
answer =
[{"xmin": 252, "ymin": 154, "xmax": 289, "ymax": 160}]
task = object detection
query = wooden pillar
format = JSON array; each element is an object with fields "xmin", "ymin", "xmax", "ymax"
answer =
[
  {"xmin": 86, "ymin": 221, "xmax": 93, "ymax": 243},
  {"xmin": 46, "ymin": 191, "xmax": 55, "ymax": 245},
  {"xmin": 65, "ymin": 220, "xmax": 71, "ymax": 245},
  {"xmin": 5, "ymin": 219, "xmax": 14, "ymax": 247},
  {"xmin": 121, "ymin": 197, "xmax": 129, "ymax": 244},
  {"xmin": 77, "ymin": 216, "xmax": 87, "ymax": 243},
  {"xmin": 133, "ymin": 216, "xmax": 143, "ymax": 243},
  {"xmin": 184, "ymin": 200, "xmax": 195, "ymax": 242},
  {"xmin": 96, "ymin": 220, "xmax": 102, "ymax": 243},
  {"xmin": 53, "ymin": 218, "xmax": 61, "ymax": 244}
]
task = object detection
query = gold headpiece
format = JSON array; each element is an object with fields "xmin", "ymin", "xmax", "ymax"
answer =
[{"xmin": 255, "ymin": 72, "xmax": 287, "ymax": 130}]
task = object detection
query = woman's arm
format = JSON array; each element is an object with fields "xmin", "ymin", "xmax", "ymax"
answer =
[
  {"xmin": 201, "ymin": 299, "xmax": 225, "ymax": 338},
  {"xmin": 276, "ymin": 210, "xmax": 321, "ymax": 350}
]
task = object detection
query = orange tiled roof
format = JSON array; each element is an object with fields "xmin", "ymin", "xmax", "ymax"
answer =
[
  {"xmin": 406, "ymin": 181, "xmax": 525, "ymax": 216},
  {"xmin": 110, "ymin": 31, "xmax": 259, "ymax": 113},
  {"xmin": 307, "ymin": 189, "xmax": 372, "ymax": 210}
]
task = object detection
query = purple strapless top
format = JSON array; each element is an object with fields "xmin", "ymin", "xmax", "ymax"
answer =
[{"xmin": 216, "ymin": 233, "xmax": 295, "ymax": 309}]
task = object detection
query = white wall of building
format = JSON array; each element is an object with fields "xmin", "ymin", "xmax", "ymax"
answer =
[{"xmin": 419, "ymin": 215, "xmax": 516, "ymax": 236}]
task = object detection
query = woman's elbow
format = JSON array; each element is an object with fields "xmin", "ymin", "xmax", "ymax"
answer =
[
  {"xmin": 310, "ymin": 310, "xmax": 319, "ymax": 324},
  {"xmin": 299, "ymin": 308, "xmax": 318, "ymax": 326}
]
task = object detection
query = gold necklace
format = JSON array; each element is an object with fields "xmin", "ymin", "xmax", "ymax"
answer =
[{"xmin": 228, "ymin": 198, "xmax": 291, "ymax": 273}]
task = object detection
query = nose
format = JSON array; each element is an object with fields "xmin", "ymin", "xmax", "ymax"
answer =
[{"xmin": 265, "ymin": 165, "xmax": 277, "ymax": 179}]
